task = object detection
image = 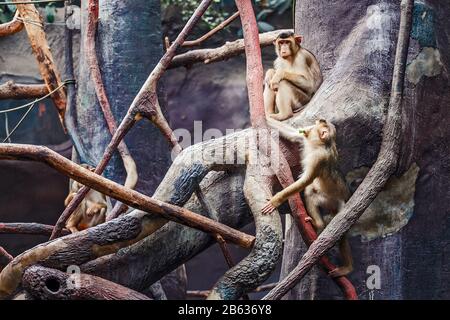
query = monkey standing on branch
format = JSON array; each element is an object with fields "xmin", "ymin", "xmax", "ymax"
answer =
[
  {"xmin": 64, "ymin": 164, "xmax": 108, "ymax": 233},
  {"xmin": 262, "ymin": 119, "xmax": 353, "ymax": 277},
  {"xmin": 264, "ymin": 31, "xmax": 322, "ymax": 121}
]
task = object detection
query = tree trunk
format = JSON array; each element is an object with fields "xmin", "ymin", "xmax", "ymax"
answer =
[
  {"xmin": 68, "ymin": 0, "xmax": 184, "ymax": 298},
  {"xmin": 280, "ymin": 0, "xmax": 450, "ymax": 299}
]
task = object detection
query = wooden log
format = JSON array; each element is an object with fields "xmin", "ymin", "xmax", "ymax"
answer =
[
  {"xmin": 13, "ymin": 1, "xmax": 67, "ymax": 127},
  {"xmin": 22, "ymin": 265, "xmax": 150, "ymax": 300},
  {"xmin": 0, "ymin": 10, "xmax": 23, "ymax": 37},
  {"xmin": 0, "ymin": 81, "xmax": 47, "ymax": 100}
]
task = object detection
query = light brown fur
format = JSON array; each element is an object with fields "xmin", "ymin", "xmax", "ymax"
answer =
[
  {"xmin": 264, "ymin": 32, "xmax": 322, "ymax": 121},
  {"xmin": 263, "ymin": 118, "xmax": 353, "ymax": 277},
  {"xmin": 64, "ymin": 164, "xmax": 107, "ymax": 233}
]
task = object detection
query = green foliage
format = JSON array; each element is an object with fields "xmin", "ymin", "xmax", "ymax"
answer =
[{"xmin": 161, "ymin": 0, "xmax": 292, "ymax": 32}]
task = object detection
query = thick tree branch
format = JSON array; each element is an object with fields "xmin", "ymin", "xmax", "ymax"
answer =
[
  {"xmin": 22, "ymin": 265, "xmax": 150, "ymax": 300},
  {"xmin": 0, "ymin": 10, "xmax": 23, "ymax": 37},
  {"xmin": 169, "ymin": 29, "xmax": 292, "ymax": 69},
  {"xmin": 264, "ymin": 0, "xmax": 414, "ymax": 300},
  {"xmin": 0, "ymin": 81, "xmax": 47, "ymax": 100},
  {"xmin": 0, "ymin": 223, "xmax": 69, "ymax": 236},
  {"xmin": 0, "ymin": 144, "xmax": 255, "ymax": 249},
  {"xmin": 12, "ymin": 0, "xmax": 67, "ymax": 128}
]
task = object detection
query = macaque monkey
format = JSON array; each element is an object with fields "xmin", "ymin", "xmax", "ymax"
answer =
[
  {"xmin": 264, "ymin": 31, "xmax": 322, "ymax": 121},
  {"xmin": 262, "ymin": 118, "xmax": 353, "ymax": 277},
  {"xmin": 64, "ymin": 164, "xmax": 107, "ymax": 233}
]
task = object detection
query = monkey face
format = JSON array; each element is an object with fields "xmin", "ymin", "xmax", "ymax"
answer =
[
  {"xmin": 274, "ymin": 33, "xmax": 302, "ymax": 59},
  {"xmin": 278, "ymin": 40, "xmax": 294, "ymax": 58},
  {"xmin": 300, "ymin": 119, "xmax": 336, "ymax": 144}
]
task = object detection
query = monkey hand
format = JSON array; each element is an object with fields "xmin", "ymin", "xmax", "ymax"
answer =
[
  {"xmin": 262, "ymin": 201, "xmax": 276, "ymax": 215},
  {"xmin": 305, "ymin": 216, "xmax": 313, "ymax": 223},
  {"xmin": 269, "ymin": 70, "xmax": 285, "ymax": 91},
  {"xmin": 329, "ymin": 266, "xmax": 353, "ymax": 278},
  {"xmin": 265, "ymin": 68, "xmax": 275, "ymax": 85}
]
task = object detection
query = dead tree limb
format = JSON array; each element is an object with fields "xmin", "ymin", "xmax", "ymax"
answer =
[
  {"xmin": 206, "ymin": 0, "xmax": 284, "ymax": 300},
  {"xmin": 13, "ymin": 0, "xmax": 67, "ymax": 127},
  {"xmin": 0, "ymin": 10, "xmax": 23, "ymax": 37},
  {"xmin": 181, "ymin": 11, "xmax": 240, "ymax": 47},
  {"xmin": 263, "ymin": 0, "xmax": 414, "ymax": 300},
  {"xmin": 22, "ymin": 265, "xmax": 150, "ymax": 300},
  {"xmin": 0, "ymin": 223, "xmax": 70, "ymax": 236},
  {"xmin": 0, "ymin": 81, "xmax": 47, "ymax": 100},
  {"xmin": 169, "ymin": 29, "xmax": 292, "ymax": 69},
  {"xmin": 0, "ymin": 144, "xmax": 254, "ymax": 248},
  {"xmin": 51, "ymin": 0, "xmax": 214, "ymax": 239},
  {"xmin": 0, "ymin": 247, "xmax": 12, "ymax": 272},
  {"xmin": 85, "ymin": 0, "xmax": 137, "ymax": 220}
]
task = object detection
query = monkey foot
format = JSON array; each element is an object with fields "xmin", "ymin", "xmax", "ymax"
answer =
[{"xmin": 329, "ymin": 266, "xmax": 352, "ymax": 278}]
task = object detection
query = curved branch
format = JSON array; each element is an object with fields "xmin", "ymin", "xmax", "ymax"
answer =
[
  {"xmin": 0, "ymin": 81, "xmax": 47, "ymax": 100},
  {"xmin": 0, "ymin": 247, "xmax": 12, "ymax": 272},
  {"xmin": 13, "ymin": 0, "xmax": 67, "ymax": 128},
  {"xmin": 0, "ymin": 223, "xmax": 70, "ymax": 236},
  {"xmin": 0, "ymin": 144, "xmax": 254, "ymax": 249},
  {"xmin": 169, "ymin": 29, "xmax": 292, "ymax": 69},
  {"xmin": 181, "ymin": 11, "xmax": 240, "ymax": 47},
  {"xmin": 0, "ymin": 10, "xmax": 23, "ymax": 37},
  {"xmin": 22, "ymin": 265, "xmax": 150, "ymax": 300},
  {"xmin": 85, "ymin": 0, "xmax": 137, "ymax": 219},
  {"xmin": 263, "ymin": 0, "xmax": 414, "ymax": 300}
]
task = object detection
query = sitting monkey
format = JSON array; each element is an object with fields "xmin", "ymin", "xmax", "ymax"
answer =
[
  {"xmin": 264, "ymin": 31, "xmax": 322, "ymax": 121},
  {"xmin": 262, "ymin": 118, "xmax": 353, "ymax": 277},
  {"xmin": 64, "ymin": 164, "xmax": 108, "ymax": 233}
]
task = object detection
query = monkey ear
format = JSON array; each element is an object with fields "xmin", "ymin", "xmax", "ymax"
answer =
[
  {"xmin": 294, "ymin": 35, "xmax": 302, "ymax": 44},
  {"xmin": 319, "ymin": 128, "xmax": 330, "ymax": 141}
]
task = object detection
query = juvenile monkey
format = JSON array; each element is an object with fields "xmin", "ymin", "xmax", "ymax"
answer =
[
  {"xmin": 64, "ymin": 164, "xmax": 108, "ymax": 233},
  {"xmin": 262, "ymin": 118, "xmax": 353, "ymax": 277},
  {"xmin": 264, "ymin": 31, "xmax": 322, "ymax": 121}
]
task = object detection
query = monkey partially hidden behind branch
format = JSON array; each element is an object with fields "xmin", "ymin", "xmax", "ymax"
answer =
[
  {"xmin": 64, "ymin": 164, "xmax": 108, "ymax": 233},
  {"xmin": 264, "ymin": 31, "xmax": 322, "ymax": 121},
  {"xmin": 262, "ymin": 118, "xmax": 353, "ymax": 277}
]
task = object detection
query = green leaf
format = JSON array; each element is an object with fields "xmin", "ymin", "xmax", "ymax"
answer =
[
  {"xmin": 257, "ymin": 21, "xmax": 275, "ymax": 32},
  {"xmin": 45, "ymin": 4, "xmax": 56, "ymax": 23}
]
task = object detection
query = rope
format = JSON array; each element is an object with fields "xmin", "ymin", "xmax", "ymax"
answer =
[
  {"xmin": 0, "ymin": 79, "xmax": 74, "ymax": 142},
  {"xmin": 4, "ymin": 113, "xmax": 11, "ymax": 143},
  {"xmin": 0, "ymin": 79, "xmax": 74, "ymax": 114},
  {"xmin": 0, "ymin": 0, "xmax": 65, "ymax": 4},
  {"xmin": 2, "ymin": 101, "xmax": 35, "ymax": 143}
]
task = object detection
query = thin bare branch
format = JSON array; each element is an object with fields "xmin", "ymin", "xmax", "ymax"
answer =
[
  {"xmin": 263, "ymin": 0, "xmax": 414, "ymax": 300},
  {"xmin": 181, "ymin": 11, "xmax": 240, "ymax": 47},
  {"xmin": 85, "ymin": 0, "xmax": 137, "ymax": 220},
  {"xmin": 0, "ymin": 81, "xmax": 47, "ymax": 100},
  {"xmin": 0, "ymin": 222, "xmax": 70, "ymax": 236},
  {"xmin": 169, "ymin": 29, "xmax": 292, "ymax": 69},
  {"xmin": 0, "ymin": 247, "xmax": 13, "ymax": 272},
  {"xmin": 0, "ymin": 10, "xmax": 23, "ymax": 37}
]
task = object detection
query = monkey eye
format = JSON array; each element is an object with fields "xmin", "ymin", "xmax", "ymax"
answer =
[{"xmin": 318, "ymin": 119, "xmax": 327, "ymax": 124}]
